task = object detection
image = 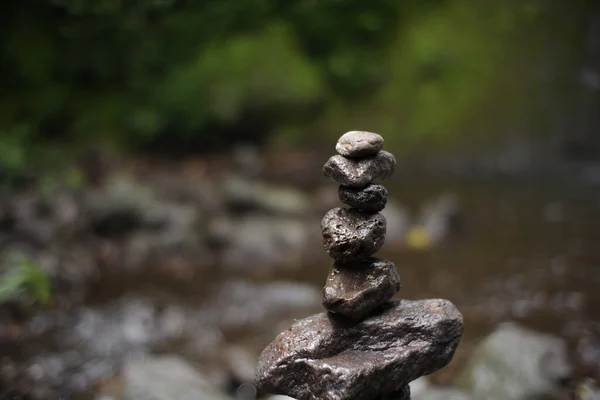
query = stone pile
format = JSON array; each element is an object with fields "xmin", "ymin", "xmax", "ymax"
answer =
[{"xmin": 256, "ymin": 131, "xmax": 464, "ymax": 400}]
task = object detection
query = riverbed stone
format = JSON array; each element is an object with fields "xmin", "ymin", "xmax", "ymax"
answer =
[
  {"xmin": 322, "ymin": 259, "xmax": 400, "ymax": 320},
  {"xmin": 255, "ymin": 298, "xmax": 463, "ymax": 400},
  {"xmin": 124, "ymin": 355, "xmax": 234, "ymax": 400},
  {"xmin": 410, "ymin": 377, "xmax": 471, "ymax": 400},
  {"xmin": 323, "ymin": 151, "xmax": 396, "ymax": 188},
  {"xmin": 321, "ymin": 208, "xmax": 386, "ymax": 262},
  {"xmin": 455, "ymin": 322, "xmax": 572, "ymax": 400},
  {"xmin": 338, "ymin": 184, "xmax": 388, "ymax": 212},
  {"xmin": 336, "ymin": 131, "xmax": 384, "ymax": 158},
  {"xmin": 576, "ymin": 379, "xmax": 600, "ymax": 400}
]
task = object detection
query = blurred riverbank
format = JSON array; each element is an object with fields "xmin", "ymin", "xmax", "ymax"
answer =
[{"xmin": 1, "ymin": 145, "xmax": 599, "ymax": 398}]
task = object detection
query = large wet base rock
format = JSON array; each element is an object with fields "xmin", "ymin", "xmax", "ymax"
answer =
[
  {"xmin": 322, "ymin": 259, "xmax": 400, "ymax": 320},
  {"xmin": 256, "ymin": 299, "xmax": 463, "ymax": 400}
]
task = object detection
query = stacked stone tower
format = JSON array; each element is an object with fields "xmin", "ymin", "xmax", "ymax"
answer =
[
  {"xmin": 320, "ymin": 131, "xmax": 399, "ymax": 322},
  {"xmin": 256, "ymin": 132, "xmax": 463, "ymax": 400}
]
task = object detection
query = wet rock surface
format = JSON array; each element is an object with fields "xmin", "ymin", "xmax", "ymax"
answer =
[
  {"xmin": 338, "ymin": 184, "xmax": 388, "ymax": 212},
  {"xmin": 322, "ymin": 259, "xmax": 400, "ymax": 320},
  {"xmin": 321, "ymin": 207, "xmax": 386, "ymax": 262},
  {"xmin": 323, "ymin": 152, "xmax": 396, "ymax": 188},
  {"xmin": 256, "ymin": 299, "xmax": 463, "ymax": 400},
  {"xmin": 336, "ymin": 131, "xmax": 384, "ymax": 158}
]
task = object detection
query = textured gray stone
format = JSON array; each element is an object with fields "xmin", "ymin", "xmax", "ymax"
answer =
[
  {"xmin": 124, "ymin": 355, "xmax": 234, "ymax": 400},
  {"xmin": 321, "ymin": 208, "xmax": 386, "ymax": 262},
  {"xmin": 322, "ymin": 259, "xmax": 400, "ymax": 320},
  {"xmin": 336, "ymin": 131, "xmax": 384, "ymax": 158},
  {"xmin": 455, "ymin": 322, "xmax": 572, "ymax": 400},
  {"xmin": 323, "ymin": 151, "xmax": 396, "ymax": 188},
  {"xmin": 338, "ymin": 184, "xmax": 388, "ymax": 212},
  {"xmin": 255, "ymin": 299, "xmax": 463, "ymax": 400}
]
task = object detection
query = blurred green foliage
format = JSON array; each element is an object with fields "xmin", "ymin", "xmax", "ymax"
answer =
[
  {"xmin": 0, "ymin": 0, "xmax": 595, "ymax": 165},
  {"xmin": 0, "ymin": 251, "xmax": 51, "ymax": 306},
  {"xmin": 0, "ymin": 128, "xmax": 85, "ymax": 189}
]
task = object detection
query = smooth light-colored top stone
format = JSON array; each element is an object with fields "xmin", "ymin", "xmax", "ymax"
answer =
[{"xmin": 336, "ymin": 131, "xmax": 384, "ymax": 158}]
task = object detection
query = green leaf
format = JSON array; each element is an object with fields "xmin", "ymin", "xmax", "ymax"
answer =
[{"xmin": 0, "ymin": 251, "xmax": 52, "ymax": 306}]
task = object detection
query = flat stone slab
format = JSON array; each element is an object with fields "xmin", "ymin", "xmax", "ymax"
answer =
[
  {"xmin": 321, "ymin": 208, "xmax": 386, "ymax": 262},
  {"xmin": 323, "ymin": 151, "xmax": 396, "ymax": 188},
  {"xmin": 256, "ymin": 299, "xmax": 464, "ymax": 400},
  {"xmin": 338, "ymin": 184, "xmax": 388, "ymax": 212},
  {"xmin": 336, "ymin": 131, "xmax": 384, "ymax": 158},
  {"xmin": 323, "ymin": 259, "xmax": 400, "ymax": 320}
]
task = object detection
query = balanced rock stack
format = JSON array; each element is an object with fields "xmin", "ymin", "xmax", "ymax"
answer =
[
  {"xmin": 321, "ymin": 131, "xmax": 398, "ymax": 322},
  {"xmin": 256, "ymin": 132, "xmax": 464, "ymax": 400}
]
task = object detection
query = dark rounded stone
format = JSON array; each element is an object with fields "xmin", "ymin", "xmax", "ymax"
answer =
[
  {"xmin": 321, "ymin": 208, "xmax": 386, "ymax": 262},
  {"xmin": 323, "ymin": 151, "xmax": 396, "ymax": 188},
  {"xmin": 338, "ymin": 184, "xmax": 388, "ymax": 212},
  {"xmin": 255, "ymin": 299, "xmax": 464, "ymax": 400},
  {"xmin": 336, "ymin": 131, "xmax": 384, "ymax": 158},
  {"xmin": 323, "ymin": 258, "xmax": 400, "ymax": 320}
]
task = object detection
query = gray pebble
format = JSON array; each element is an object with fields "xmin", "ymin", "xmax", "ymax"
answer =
[
  {"xmin": 336, "ymin": 131, "xmax": 384, "ymax": 158},
  {"xmin": 255, "ymin": 299, "xmax": 464, "ymax": 400},
  {"xmin": 323, "ymin": 151, "xmax": 396, "ymax": 188},
  {"xmin": 338, "ymin": 184, "xmax": 388, "ymax": 212},
  {"xmin": 323, "ymin": 259, "xmax": 400, "ymax": 320},
  {"xmin": 321, "ymin": 208, "xmax": 386, "ymax": 262}
]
